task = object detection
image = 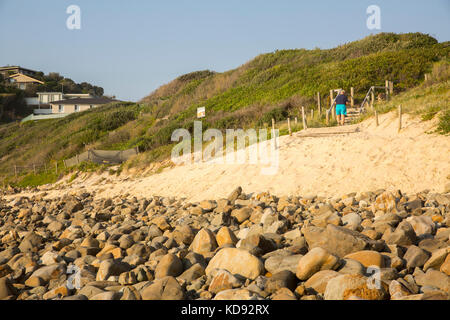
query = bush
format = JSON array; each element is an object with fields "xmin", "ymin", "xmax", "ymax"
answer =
[{"xmin": 437, "ymin": 109, "xmax": 450, "ymax": 135}]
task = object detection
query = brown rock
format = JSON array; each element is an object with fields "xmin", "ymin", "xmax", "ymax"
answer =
[
  {"xmin": 216, "ymin": 227, "xmax": 238, "ymax": 247},
  {"xmin": 205, "ymin": 248, "xmax": 264, "ymax": 280},
  {"xmin": 208, "ymin": 269, "xmax": 242, "ymax": 294},
  {"xmin": 231, "ymin": 207, "xmax": 253, "ymax": 224},
  {"xmin": 141, "ymin": 276, "xmax": 185, "ymax": 300},
  {"xmin": 324, "ymin": 274, "xmax": 387, "ymax": 300},
  {"xmin": 296, "ymin": 247, "xmax": 340, "ymax": 280},
  {"xmin": 344, "ymin": 251, "xmax": 384, "ymax": 268},
  {"xmin": 440, "ymin": 254, "xmax": 450, "ymax": 276},
  {"xmin": 155, "ymin": 254, "xmax": 183, "ymax": 279},
  {"xmin": 189, "ymin": 228, "xmax": 218, "ymax": 256},
  {"xmin": 304, "ymin": 270, "xmax": 340, "ymax": 294}
]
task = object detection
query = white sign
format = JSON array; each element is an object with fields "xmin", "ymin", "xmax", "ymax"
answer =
[{"xmin": 197, "ymin": 107, "xmax": 206, "ymax": 118}]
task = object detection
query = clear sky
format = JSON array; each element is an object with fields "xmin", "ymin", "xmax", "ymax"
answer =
[{"xmin": 1, "ymin": 0, "xmax": 449, "ymax": 101}]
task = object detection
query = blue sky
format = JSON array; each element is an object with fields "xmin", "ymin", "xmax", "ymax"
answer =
[{"xmin": 0, "ymin": 0, "xmax": 449, "ymax": 101}]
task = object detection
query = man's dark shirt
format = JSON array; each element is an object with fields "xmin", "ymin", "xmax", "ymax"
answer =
[{"xmin": 335, "ymin": 94, "xmax": 348, "ymax": 105}]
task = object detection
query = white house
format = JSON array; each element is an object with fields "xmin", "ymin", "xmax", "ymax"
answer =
[
  {"xmin": 32, "ymin": 92, "xmax": 95, "ymax": 114},
  {"xmin": 50, "ymin": 97, "xmax": 118, "ymax": 114}
]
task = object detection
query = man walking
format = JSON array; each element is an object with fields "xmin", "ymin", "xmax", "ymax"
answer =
[{"xmin": 335, "ymin": 90, "xmax": 349, "ymax": 126}]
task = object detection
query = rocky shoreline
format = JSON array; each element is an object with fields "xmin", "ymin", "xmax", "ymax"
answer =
[{"xmin": 0, "ymin": 187, "xmax": 449, "ymax": 300}]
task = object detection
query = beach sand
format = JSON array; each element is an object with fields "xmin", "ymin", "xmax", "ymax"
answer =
[{"xmin": 8, "ymin": 111, "xmax": 450, "ymax": 202}]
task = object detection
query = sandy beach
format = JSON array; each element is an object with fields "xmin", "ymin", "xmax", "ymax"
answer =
[{"xmin": 11, "ymin": 111, "xmax": 449, "ymax": 202}]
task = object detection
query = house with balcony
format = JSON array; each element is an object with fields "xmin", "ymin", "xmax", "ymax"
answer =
[
  {"xmin": 30, "ymin": 92, "xmax": 95, "ymax": 114},
  {"xmin": 50, "ymin": 96, "xmax": 117, "ymax": 114}
]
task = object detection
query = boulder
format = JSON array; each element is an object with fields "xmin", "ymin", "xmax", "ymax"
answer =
[
  {"xmin": 403, "ymin": 245, "xmax": 430, "ymax": 269},
  {"xmin": 304, "ymin": 270, "xmax": 340, "ymax": 294},
  {"xmin": 344, "ymin": 251, "xmax": 384, "ymax": 268},
  {"xmin": 189, "ymin": 228, "xmax": 218, "ymax": 256},
  {"xmin": 214, "ymin": 289, "xmax": 260, "ymax": 300},
  {"xmin": 303, "ymin": 225, "xmax": 380, "ymax": 258},
  {"xmin": 215, "ymin": 227, "xmax": 238, "ymax": 247},
  {"xmin": 265, "ymin": 270, "xmax": 297, "ymax": 294},
  {"xmin": 324, "ymin": 274, "xmax": 387, "ymax": 300},
  {"xmin": 205, "ymin": 248, "xmax": 264, "ymax": 280},
  {"xmin": 296, "ymin": 247, "xmax": 340, "ymax": 280},
  {"xmin": 208, "ymin": 269, "xmax": 243, "ymax": 294},
  {"xmin": 154, "ymin": 254, "xmax": 183, "ymax": 279},
  {"xmin": 141, "ymin": 276, "xmax": 185, "ymax": 300}
]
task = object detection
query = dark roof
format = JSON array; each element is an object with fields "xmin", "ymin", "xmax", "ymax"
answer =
[
  {"xmin": 50, "ymin": 97, "xmax": 119, "ymax": 105},
  {"xmin": 0, "ymin": 66, "xmax": 38, "ymax": 73}
]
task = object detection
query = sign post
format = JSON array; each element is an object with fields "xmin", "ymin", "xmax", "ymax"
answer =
[{"xmin": 197, "ymin": 107, "xmax": 206, "ymax": 119}]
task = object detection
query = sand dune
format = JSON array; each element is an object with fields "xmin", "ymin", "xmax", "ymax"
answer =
[{"xmin": 10, "ymin": 111, "xmax": 450, "ymax": 202}]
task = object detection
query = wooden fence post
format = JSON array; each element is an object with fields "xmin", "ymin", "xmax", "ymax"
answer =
[
  {"xmin": 271, "ymin": 118, "xmax": 278, "ymax": 149},
  {"xmin": 385, "ymin": 80, "xmax": 390, "ymax": 101},
  {"xmin": 398, "ymin": 105, "xmax": 402, "ymax": 132},
  {"xmin": 350, "ymin": 87, "xmax": 354, "ymax": 108},
  {"xmin": 295, "ymin": 117, "xmax": 298, "ymax": 126},
  {"xmin": 326, "ymin": 111, "xmax": 329, "ymax": 126},
  {"xmin": 33, "ymin": 164, "xmax": 36, "ymax": 174},
  {"xmin": 288, "ymin": 118, "xmax": 292, "ymax": 136},
  {"xmin": 370, "ymin": 91, "xmax": 375, "ymax": 110},
  {"xmin": 375, "ymin": 110, "xmax": 379, "ymax": 127},
  {"xmin": 317, "ymin": 92, "xmax": 321, "ymax": 114},
  {"xmin": 302, "ymin": 107, "xmax": 307, "ymax": 130},
  {"xmin": 14, "ymin": 164, "xmax": 17, "ymax": 177},
  {"xmin": 55, "ymin": 162, "xmax": 58, "ymax": 175},
  {"xmin": 389, "ymin": 81, "xmax": 394, "ymax": 95},
  {"xmin": 330, "ymin": 90, "xmax": 334, "ymax": 108}
]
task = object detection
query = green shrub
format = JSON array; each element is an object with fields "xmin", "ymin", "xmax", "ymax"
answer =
[{"xmin": 437, "ymin": 109, "xmax": 450, "ymax": 135}]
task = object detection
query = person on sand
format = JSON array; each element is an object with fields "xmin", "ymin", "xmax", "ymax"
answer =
[{"xmin": 335, "ymin": 90, "xmax": 349, "ymax": 126}]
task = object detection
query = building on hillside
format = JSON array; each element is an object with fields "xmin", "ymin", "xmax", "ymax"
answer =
[
  {"xmin": 50, "ymin": 97, "xmax": 118, "ymax": 114},
  {"xmin": 6, "ymin": 73, "xmax": 44, "ymax": 90},
  {"xmin": 30, "ymin": 92, "xmax": 95, "ymax": 114},
  {"xmin": 0, "ymin": 66, "xmax": 38, "ymax": 78}
]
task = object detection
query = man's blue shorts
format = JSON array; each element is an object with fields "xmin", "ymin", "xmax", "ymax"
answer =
[{"xmin": 336, "ymin": 104, "xmax": 347, "ymax": 116}]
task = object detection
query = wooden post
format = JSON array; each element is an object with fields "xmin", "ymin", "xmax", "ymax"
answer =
[
  {"xmin": 375, "ymin": 110, "xmax": 379, "ymax": 127},
  {"xmin": 389, "ymin": 81, "xmax": 394, "ymax": 95},
  {"xmin": 317, "ymin": 92, "xmax": 321, "ymax": 114},
  {"xmin": 295, "ymin": 117, "xmax": 298, "ymax": 126},
  {"xmin": 55, "ymin": 162, "xmax": 58, "ymax": 175},
  {"xmin": 33, "ymin": 164, "xmax": 36, "ymax": 174},
  {"xmin": 370, "ymin": 90, "xmax": 375, "ymax": 110},
  {"xmin": 311, "ymin": 109, "xmax": 314, "ymax": 120},
  {"xmin": 326, "ymin": 111, "xmax": 329, "ymax": 126},
  {"xmin": 350, "ymin": 87, "xmax": 354, "ymax": 107},
  {"xmin": 385, "ymin": 80, "xmax": 390, "ymax": 101},
  {"xmin": 398, "ymin": 105, "xmax": 402, "ymax": 132},
  {"xmin": 271, "ymin": 118, "xmax": 278, "ymax": 149},
  {"xmin": 14, "ymin": 164, "xmax": 17, "ymax": 177},
  {"xmin": 330, "ymin": 90, "xmax": 334, "ymax": 108},
  {"xmin": 288, "ymin": 118, "xmax": 292, "ymax": 136},
  {"xmin": 424, "ymin": 74, "xmax": 429, "ymax": 81},
  {"xmin": 302, "ymin": 107, "xmax": 307, "ymax": 130}
]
